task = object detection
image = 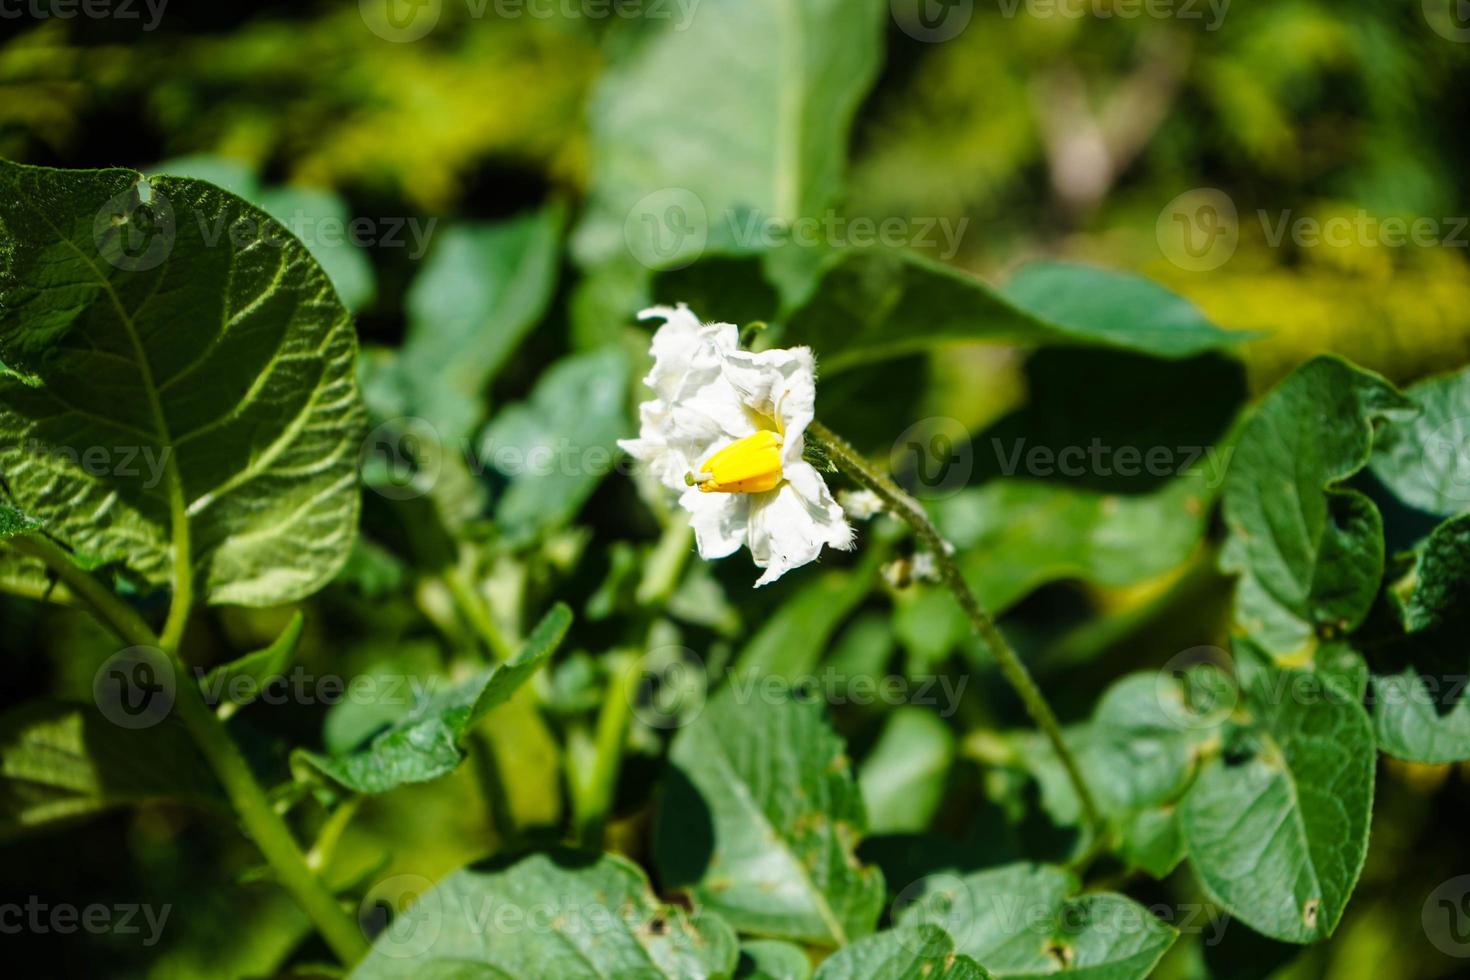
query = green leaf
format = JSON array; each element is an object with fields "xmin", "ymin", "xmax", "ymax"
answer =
[
  {"xmin": 896, "ymin": 864, "xmax": 1176, "ymax": 979},
  {"xmin": 811, "ymin": 925, "xmax": 991, "ymax": 980},
  {"xmin": 1010, "ymin": 673, "xmax": 1213, "ymax": 878},
  {"xmin": 153, "ymin": 155, "xmax": 377, "ymax": 314},
  {"xmin": 479, "ymin": 346, "xmax": 630, "ymax": 544},
  {"xmin": 782, "ymin": 253, "xmax": 1241, "ymax": 375},
  {"xmin": 0, "ymin": 700, "xmax": 219, "ymax": 836},
  {"xmin": 657, "ymin": 684, "xmax": 885, "ymax": 946},
  {"xmin": 0, "ymin": 161, "xmax": 367, "ymax": 606},
  {"xmin": 394, "ymin": 210, "xmax": 564, "ymax": 443},
  {"xmin": 1180, "ymin": 645, "xmax": 1375, "ymax": 944},
  {"xmin": 350, "ymin": 848, "xmax": 739, "ymax": 979},
  {"xmin": 735, "ymin": 544, "xmax": 886, "ymax": 681},
  {"xmin": 858, "ymin": 707, "xmax": 955, "ymax": 835},
  {"xmin": 738, "ymin": 940, "xmax": 813, "ymax": 980},
  {"xmin": 1220, "ymin": 357, "xmax": 1412, "ymax": 655},
  {"xmin": 297, "ymin": 604, "xmax": 571, "ymax": 793},
  {"xmin": 573, "ymin": 0, "xmax": 886, "ymax": 273},
  {"xmin": 1369, "ymin": 364, "xmax": 1470, "ymax": 517},
  {"xmin": 940, "ymin": 476, "xmax": 1217, "ymax": 617},
  {"xmin": 199, "ymin": 611, "xmax": 304, "ymax": 716},
  {"xmin": 0, "ymin": 502, "xmax": 40, "ymax": 538},
  {"xmin": 1357, "ymin": 515, "xmax": 1470, "ymax": 763}
]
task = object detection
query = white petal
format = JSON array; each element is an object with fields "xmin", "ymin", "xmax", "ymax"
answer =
[
  {"xmin": 722, "ymin": 345, "xmax": 817, "ymax": 467},
  {"xmin": 680, "ymin": 487, "xmax": 748, "ymax": 559},
  {"xmin": 746, "ymin": 462, "xmax": 854, "ymax": 586}
]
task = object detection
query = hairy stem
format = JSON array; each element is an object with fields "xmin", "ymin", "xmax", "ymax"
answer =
[
  {"xmin": 17, "ymin": 532, "xmax": 369, "ymax": 965},
  {"xmin": 807, "ymin": 420, "xmax": 1103, "ymax": 839}
]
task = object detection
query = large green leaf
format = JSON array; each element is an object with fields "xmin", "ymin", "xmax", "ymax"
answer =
[
  {"xmin": 393, "ymin": 209, "xmax": 564, "ymax": 443},
  {"xmin": 0, "ymin": 161, "xmax": 366, "ymax": 606},
  {"xmin": 1369, "ymin": 365, "xmax": 1470, "ymax": 517},
  {"xmin": 351, "ymin": 848, "xmax": 739, "ymax": 979},
  {"xmin": 656, "ymin": 684, "xmax": 885, "ymax": 947},
  {"xmin": 858, "ymin": 707, "xmax": 955, "ymax": 835},
  {"xmin": 1010, "ymin": 673, "xmax": 1216, "ymax": 878},
  {"xmin": 297, "ymin": 604, "xmax": 571, "ymax": 794},
  {"xmin": 573, "ymin": 0, "xmax": 885, "ymax": 273},
  {"xmin": 782, "ymin": 254, "xmax": 1241, "ymax": 374},
  {"xmin": 1220, "ymin": 357, "xmax": 1412, "ymax": 655},
  {"xmin": 1359, "ymin": 514, "xmax": 1470, "ymax": 763},
  {"xmin": 478, "ymin": 346, "xmax": 630, "ymax": 543},
  {"xmin": 1180, "ymin": 645, "xmax": 1375, "ymax": 944},
  {"xmin": 812, "ymin": 926, "xmax": 991, "ymax": 980},
  {"xmin": 738, "ymin": 941, "xmax": 813, "ymax": 980},
  {"xmin": 896, "ymin": 864, "xmax": 1177, "ymax": 979},
  {"xmin": 0, "ymin": 700, "xmax": 219, "ymax": 836}
]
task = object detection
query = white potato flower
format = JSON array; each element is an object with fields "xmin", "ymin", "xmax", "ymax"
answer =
[{"xmin": 618, "ymin": 304, "xmax": 854, "ymax": 586}]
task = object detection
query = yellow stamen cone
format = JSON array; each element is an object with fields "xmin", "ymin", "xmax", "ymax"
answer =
[{"xmin": 695, "ymin": 430, "xmax": 784, "ymax": 493}]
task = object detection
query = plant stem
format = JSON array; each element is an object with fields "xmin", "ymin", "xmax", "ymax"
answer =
[
  {"xmin": 170, "ymin": 674, "xmax": 370, "ymax": 963},
  {"xmin": 444, "ymin": 561, "xmax": 515, "ymax": 660},
  {"xmin": 572, "ymin": 651, "xmax": 638, "ymax": 846},
  {"xmin": 11, "ymin": 534, "xmax": 157, "ymax": 648},
  {"xmin": 16, "ymin": 532, "xmax": 369, "ymax": 965},
  {"xmin": 807, "ymin": 420, "xmax": 1103, "ymax": 838}
]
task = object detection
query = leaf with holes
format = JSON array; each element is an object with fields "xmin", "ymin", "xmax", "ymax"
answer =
[
  {"xmin": 1180, "ymin": 643, "xmax": 1375, "ymax": 944},
  {"xmin": 895, "ymin": 863, "xmax": 1177, "ymax": 979},
  {"xmin": 350, "ymin": 848, "xmax": 739, "ymax": 979},
  {"xmin": 0, "ymin": 161, "xmax": 366, "ymax": 606},
  {"xmin": 1220, "ymin": 357, "xmax": 1412, "ymax": 655},
  {"xmin": 656, "ymin": 684, "xmax": 885, "ymax": 947},
  {"xmin": 811, "ymin": 925, "xmax": 991, "ymax": 980}
]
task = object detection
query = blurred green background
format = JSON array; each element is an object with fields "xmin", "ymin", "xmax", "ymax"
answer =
[{"xmin": 3, "ymin": 2, "xmax": 1469, "ymax": 978}]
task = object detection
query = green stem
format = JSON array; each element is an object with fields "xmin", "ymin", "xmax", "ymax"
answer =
[
  {"xmin": 807, "ymin": 420, "xmax": 1104, "ymax": 839},
  {"xmin": 11, "ymin": 534, "xmax": 157, "ymax": 648},
  {"xmin": 444, "ymin": 562, "xmax": 515, "ymax": 660},
  {"xmin": 636, "ymin": 513, "xmax": 692, "ymax": 607},
  {"xmin": 573, "ymin": 652, "xmax": 638, "ymax": 846},
  {"xmin": 17, "ymin": 532, "xmax": 369, "ymax": 965}
]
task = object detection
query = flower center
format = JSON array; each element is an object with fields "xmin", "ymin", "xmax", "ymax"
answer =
[{"xmin": 687, "ymin": 430, "xmax": 784, "ymax": 494}]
